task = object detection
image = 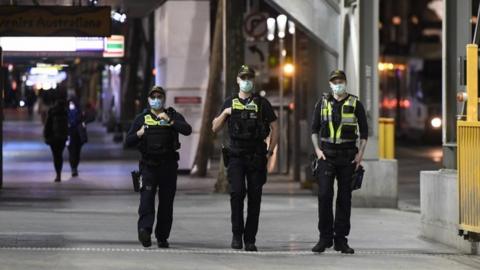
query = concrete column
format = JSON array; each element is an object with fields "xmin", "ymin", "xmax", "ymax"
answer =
[
  {"xmin": 442, "ymin": 0, "xmax": 471, "ymax": 169},
  {"xmin": 154, "ymin": 0, "xmax": 210, "ymax": 170},
  {"xmin": 358, "ymin": 0, "xmax": 379, "ymax": 160}
]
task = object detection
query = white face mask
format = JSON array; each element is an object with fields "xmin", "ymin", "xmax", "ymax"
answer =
[
  {"xmin": 239, "ymin": 79, "xmax": 254, "ymax": 93},
  {"xmin": 69, "ymin": 103, "xmax": 76, "ymax": 110},
  {"xmin": 330, "ymin": 82, "xmax": 346, "ymax": 95}
]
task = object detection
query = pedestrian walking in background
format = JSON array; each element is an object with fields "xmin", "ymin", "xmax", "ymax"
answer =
[{"xmin": 43, "ymin": 96, "xmax": 69, "ymax": 183}]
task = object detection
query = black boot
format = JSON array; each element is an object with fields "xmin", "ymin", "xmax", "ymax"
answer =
[
  {"xmin": 157, "ymin": 239, "xmax": 169, "ymax": 248},
  {"xmin": 311, "ymin": 239, "xmax": 333, "ymax": 253},
  {"xmin": 54, "ymin": 174, "xmax": 61, "ymax": 183},
  {"xmin": 244, "ymin": 243, "xmax": 257, "ymax": 252},
  {"xmin": 334, "ymin": 239, "xmax": 354, "ymax": 254},
  {"xmin": 138, "ymin": 229, "xmax": 152, "ymax": 247},
  {"xmin": 231, "ymin": 235, "xmax": 243, "ymax": 250},
  {"xmin": 72, "ymin": 168, "xmax": 79, "ymax": 177}
]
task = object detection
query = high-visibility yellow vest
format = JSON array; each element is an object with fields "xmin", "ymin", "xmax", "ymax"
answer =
[
  {"xmin": 320, "ymin": 95, "xmax": 358, "ymax": 144},
  {"xmin": 144, "ymin": 114, "xmax": 172, "ymax": 126}
]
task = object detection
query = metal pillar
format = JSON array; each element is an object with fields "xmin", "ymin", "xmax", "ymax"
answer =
[
  {"xmin": 278, "ymin": 38, "xmax": 285, "ymax": 173},
  {"xmin": 442, "ymin": 0, "xmax": 471, "ymax": 169},
  {"xmin": 292, "ymin": 29, "xmax": 300, "ymax": 181}
]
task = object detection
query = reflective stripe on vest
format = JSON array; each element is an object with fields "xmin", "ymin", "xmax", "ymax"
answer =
[
  {"xmin": 144, "ymin": 114, "xmax": 172, "ymax": 126},
  {"xmin": 232, "ymin": 98, "xmax": 259, "ymax": 112},
  {"xmin": 320, "ymin": 95, "xmax": 358, "ymax": 144}
]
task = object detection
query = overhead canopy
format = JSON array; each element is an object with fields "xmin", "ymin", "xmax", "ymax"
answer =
[{"xmin": 265, "ymin": 0, "xmax": 340, "ymax": 56}]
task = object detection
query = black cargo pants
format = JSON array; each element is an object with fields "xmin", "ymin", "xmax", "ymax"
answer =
[
  {"xmin": 316, "ymin": 148, "xmax": 357, "ymax": 243},
  {"xmin": 226, "ymin": 151, "xmax": 267, "ymax": 244},
  {"xmin": 138, "ymin": 159, "xmax": 178, "ymax": 241}
]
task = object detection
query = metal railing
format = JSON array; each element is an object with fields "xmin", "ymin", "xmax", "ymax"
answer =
[{"xmin": 457, "ymin": 44, "xmax": 480, "ymax": 236}]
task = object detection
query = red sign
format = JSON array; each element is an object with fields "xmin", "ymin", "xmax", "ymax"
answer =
[{"xmin": 174, "ymin": 96, "xmax": 202, "ymax": 104}]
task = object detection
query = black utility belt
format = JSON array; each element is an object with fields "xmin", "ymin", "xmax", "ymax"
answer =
[
  {"xmin": 321, "ymin": 141, "xmax": 356, "ymax": 149},
  {"xmin": 226, "ymin": 147, "xmax": 266, "ymax": 157},
  {"xmin": 142, "ymin": 152, "xmax": 179, "ymax": 162},
  {"xmin": 322, "ymin": 148, "xmax": 357, "ymax": 157}
]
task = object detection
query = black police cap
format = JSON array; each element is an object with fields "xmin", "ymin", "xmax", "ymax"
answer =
[{"xmin": 329, "ymin": 70, "xmax": 347, "ymax": 81}]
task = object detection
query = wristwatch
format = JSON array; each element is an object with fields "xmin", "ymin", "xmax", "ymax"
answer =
[{"xmin": 267, "ymin": 150, "xmax": 274, "ymax": 157}]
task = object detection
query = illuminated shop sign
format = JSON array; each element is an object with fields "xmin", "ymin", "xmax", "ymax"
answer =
[{"xmin": 0, "ymin": 35, "xmax": 124, "ymax": 57}]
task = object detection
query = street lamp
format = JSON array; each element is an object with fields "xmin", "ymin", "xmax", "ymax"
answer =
[
  {"xmin": 267, "ymin": 18, "xmax": 276, "ymax": 41},
  {"xmin": 283, "ymin": 63, "xmax": 295, "ymax": 76},
  {"xmin": 288, "ymin": 21, "xmax": 299, "ymax": 182},
  {"xmin": 266, "ymin": 14, "xmax": 289, "ymax": 173},
  {"xmin": 277, "ymin": 14, "xmax": 287, "ymax": 174}
]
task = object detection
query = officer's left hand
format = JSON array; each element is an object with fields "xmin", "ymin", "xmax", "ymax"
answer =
[
  {"xmin": 352, "ymin": 153, "xmax": 362, "ymax": 170},
  {"xmin": 158, "ymin": 112, "xmax": 170, "ymax": 122}
]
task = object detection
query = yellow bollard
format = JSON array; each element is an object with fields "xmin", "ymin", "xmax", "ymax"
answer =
[
  {"xmin": 378, "ymin": 118, "xmax": 395, "ymax": 159},
  {"xmin": 379, "ymin": 118, "xmax": 385, "ymax": 158},
  {"xmin": 384, "ymin": 118, "xmax": 395, "ymax": 159}
]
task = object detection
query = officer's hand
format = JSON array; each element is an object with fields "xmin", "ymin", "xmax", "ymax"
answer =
[
  {"xmin": 158, "ymin": 112, "xmax": 170, "ymax": 122},
  {"xmin": 266, "ymin": 150, "xmax": 274, "ymax": 159},
  {"xmin": 352, "ymin": 153, "xmax": 362, "ymax": 170},
  {"xmin": 223, "ymin": 107, "xmax": 232, "ymax": 116},
  {"xmin": 315, "ymin": 148, "xmax": 326, "ymax": 160},
  {"xmin": 137, "ymin": 125, "xmax": 145, "ymax": 138}
]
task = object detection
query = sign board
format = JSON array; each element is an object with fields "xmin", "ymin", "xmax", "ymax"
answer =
[
  {"xmin": 245, "ymin": 41, "xmax": 269, "ymax": 84},
  {"xmin": 174, "ymin": 96, "xmax": 202, "ymax": 105},
  {"xmin": 0, "ymin": 6, "xmax": 111, "ymax": 37},
  {"xmin": 0, "ymin": 35, "xmax": 124, "ymax": 58},
  {"xmin": 243, "ymin": 11, "xmax": 268, "ymax": 40},
  {"xmin": 103, "ymin": 35, "xmax": 125, "ymax": 58}
]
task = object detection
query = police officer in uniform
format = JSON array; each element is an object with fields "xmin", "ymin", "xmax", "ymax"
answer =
[
  {"xmin": 126, "ymin": 86, "xmax": 192, "ymax": 248},
  {"xmin": 212, "ymin": 65, "xmax": 278, "ymax": 252},
  {"xmin": 310, "ymin": 70, "xmax": 368, "ymax": 254}
]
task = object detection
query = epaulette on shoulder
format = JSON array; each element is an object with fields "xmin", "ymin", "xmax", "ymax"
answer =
[
  {"xmin": 166, "ymin": 107, "xmax": 176, "ymax": 114},
  {"xmin": 321, "ymin": 93, "xmax": 333, "ymax": 102}
]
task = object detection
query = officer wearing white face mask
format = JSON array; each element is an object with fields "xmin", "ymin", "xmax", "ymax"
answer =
[
  {"xmin": 126, "ymin": 86, "xmax": 192, "ymax": 248},
  {"xmin": 212, "ymin": 65, "xmax": 278, "ymax": 252},
  {"xmin": 310, "ymin": 70, "xmax": 368, "ymax": 254}
]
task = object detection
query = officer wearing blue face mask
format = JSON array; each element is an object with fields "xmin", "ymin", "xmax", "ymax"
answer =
[
  {"xmin": 212, "ymin": 65, "xmax": 278, "ymax": 252},
  {"xmin": 310, "ymin": 70, "xmax": 368, "ymax": 254},
  {"xmin": 126, "ymin": 86, "xmax": 192, "ymax": 248}
]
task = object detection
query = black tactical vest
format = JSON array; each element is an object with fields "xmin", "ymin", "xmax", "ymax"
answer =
[
  {"xmin": 142, "ymin": 114, "xmax": 179, "ymax": 157},
  {"xmin": 228, "ymin": 95, "xmax": 269, "ymax": 149}
]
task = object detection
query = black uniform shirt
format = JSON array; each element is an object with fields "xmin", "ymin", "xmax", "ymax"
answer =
[
  {"xmin": 218, "ymin": 94, "xmax": 277, "ymax": 124},
  {"xmin": 311, "ymin": 94, "xmax": 368, "ymax": 149},
  {"xmin": 126, "ymin": 108, "xmax": 192, "ymax": 148}
]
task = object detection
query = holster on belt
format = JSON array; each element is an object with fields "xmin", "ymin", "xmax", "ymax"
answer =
[{"xmin": 222, "ymin": 146, "xmax": 230, "ymax": 167}]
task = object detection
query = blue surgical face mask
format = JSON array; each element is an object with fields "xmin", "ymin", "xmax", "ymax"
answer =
[
  {"xmin": 330, "ymin": 82, "xmax": 346, "ymax": 95},
  {"xmin": 239, "ymin": 79, "xmax": 254, "ymax": 93},
  {"xmin": 149, "ymin": 98, "xmax": 164, "ymax": 110}
]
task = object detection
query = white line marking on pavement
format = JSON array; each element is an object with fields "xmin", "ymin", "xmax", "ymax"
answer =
[{"xmin": 0, "ymin": 246, "xmax": 472, "ymax": 257}]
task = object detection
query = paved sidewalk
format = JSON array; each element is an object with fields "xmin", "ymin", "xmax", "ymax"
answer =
[{"xmin": 1, "ymin": 119, "xmax": 479, "ymax": 269}]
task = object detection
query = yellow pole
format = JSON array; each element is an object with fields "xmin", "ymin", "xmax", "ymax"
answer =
[
  {"xmin": 385, "ymin": 118, "xmax": 395, "ymax": 159},
  {"xmin": 379, "ymin": 118, "xmax": 385, "ymax": 158},
  {"xmin": 466, "ymin": 44, "xmax": 478, "ymax": 122}
]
